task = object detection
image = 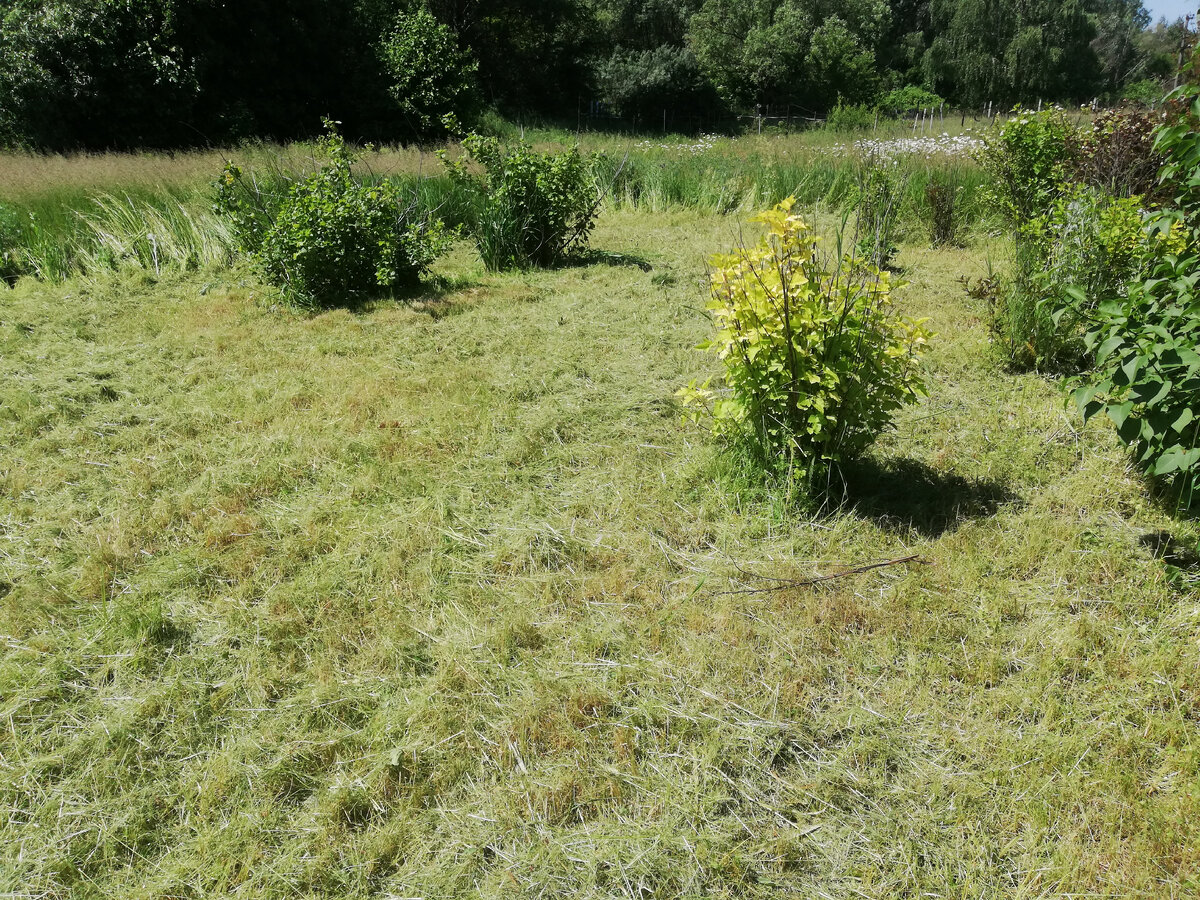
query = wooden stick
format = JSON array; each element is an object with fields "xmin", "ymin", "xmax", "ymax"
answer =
[{"xmin": 717, "ymin": 555, "xmax": 927, "ymax": 596}]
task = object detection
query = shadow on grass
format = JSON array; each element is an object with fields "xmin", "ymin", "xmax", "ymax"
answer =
[
  {"xmin": 830, "ymin": 456, "xmax": 1019, "ymax": 538},
  {"xmin": 1138, "ymin": 530, "xmax": 1200, "ymax": 571},
  {"xmin": 556, "ymin": 249, "xmax": 653, "ymax": 272},
  {"xmin": 330, "ymin": 273, "xmax": 476, "ymax": 317}
]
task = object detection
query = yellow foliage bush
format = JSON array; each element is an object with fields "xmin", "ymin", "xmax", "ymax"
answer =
[{"xmin": 681, "ymin": 197, "xmax": 931, "ymax": 482}]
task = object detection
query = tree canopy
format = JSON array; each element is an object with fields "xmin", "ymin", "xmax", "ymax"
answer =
[{"xmin": 0, "ymin": 0, "xmax": 1180, "ymax": 149}]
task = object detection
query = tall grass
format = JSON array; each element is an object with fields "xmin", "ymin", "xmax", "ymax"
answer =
[
  {"xmin": 0, "ymin": 132, "xmax": 996, "ymax": 288},
  {"xmin": 593, "ymin": 151, "xmax": 992, "ymax": 229},
  {"xmin": 4, "ymin": 188, "xmax": 234, "ymax": 281}
]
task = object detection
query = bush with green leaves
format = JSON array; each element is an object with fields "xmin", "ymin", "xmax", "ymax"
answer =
[
  {"xmin": 1073, "ymin": 223, "xmax": 1198, "ymax": 507},
  {"xmin": 880, "ymin": 86, "xmax": 945, "ymax": 114},
  {"xmin": 976, "ymin": 107, "xmax": 1079, "ymax": 229},
  {"xmin": 216, "ymin": 126, "xmax": 448, "ymax": 307},
  {"xmin": 1070, "ymin": 74, "xmax": 1200, "ymax": 507},
  {"xmin": 1122, "ymin": 78, "xmax": 1165, "ymax": 108},
  {"xmin": 379, "ymin": 8, "xmax": 478, "ymax": 142},
  {"xmin": 680, "ymin": 197, "xmax": 932, "ymax": 485},
  {"xmin": 826, "ymin": 100, "xmax": 876, "ymax": 131},
  {"xmin": 444, "ymin": 134, "xmax": 598, "ymax": 270},
  {"xmin": 997, "ymin": 187, "xmax": 1149, "ymax": 372}
]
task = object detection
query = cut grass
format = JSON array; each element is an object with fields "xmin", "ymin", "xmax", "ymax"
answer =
[{"xmin": 2, "ymin": 204, "xmax": 1198, "ymax": 898}]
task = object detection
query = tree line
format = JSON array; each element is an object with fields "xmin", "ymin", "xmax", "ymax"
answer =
[{"xmin": 0, "ymin": 0, "xmax": 1191, "ymax": 150}]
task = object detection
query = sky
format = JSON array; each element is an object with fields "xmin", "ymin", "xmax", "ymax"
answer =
[{"xmin": 1144, "ymin": 1, "xmax": 1197, "ymax": 24}]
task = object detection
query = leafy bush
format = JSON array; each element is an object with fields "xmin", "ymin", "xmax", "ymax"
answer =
[
  {"xmin": 1071, "ymin": 110, "xmax": 1166, "ymax": 200},
  {"xmin": 217, "ymin": 125, "xmax": 448, "ymax": 307},
  {"xmin": 379, "ymin": 8, "xmax": 478, "ymax": 141},
  {"xmin": 680, "ymin": 198, "xmax": 931, "ymax": 484},
  {"xmin": 978, "ymin": 108, "xmax": 1087, "ymax": 370},
  {"xmin": 826, "ymin": 100, "xmax": 876, "ymax": 131},
  {"xmin": 1074, "ymin": 231, "xmax": 1199, "ymax": 508},
  {"xmin": 1000, "ymin": 187, "xmax": 1150, "ymax": 371},
  {"xmin": 1122, "ymin": 79, "xmax": 1165, "ymax": 108},
  {"xmin": 1070, "ymin": 75, "xmax": 1200, "ymax": 507},
  {"xmin": 976, "ymin": 107, "xmax": 1078, "ymax": 228},
  {"xmin": 445, "ymin": 134, "xmax": 598, "ymax": 270},
  {"xmin": 880, "ymin": 86, "xmax": 945, "ymax": 114}
]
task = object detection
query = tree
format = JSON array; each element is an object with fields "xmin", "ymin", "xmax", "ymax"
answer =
[
  {"xmin": 596, "ymin": 44, "xmax": 717, "ymax": 119},
  {"xmin": 805, "ymin": 15, "xmax": 879, "ymax": 108},
  {"xmin": 379, "ymin": 7, "xmax": 478, "ymax": 139},
  {"xmin": 688, "ymin": 0, "xmax": 885, "ymax": 112},
  {"xmin": 925, "ymin": 0, "xmax": 1101, "ymax": 106},
  {"xmin": 688, "ymin": 0, "xmax": 813, "ymax": 109},
  {"xmin": 1090, "ymin": 0, "xmax": 1152, "ymax": 95},
  {"xmin": 423, "ymin": 0, "xmax": 594, "ymax": 114},
  {"xmin": 0, "ymin": 0, "xmax": 198, "ymax": 148}
]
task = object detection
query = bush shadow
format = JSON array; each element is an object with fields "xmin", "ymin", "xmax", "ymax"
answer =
[
  {"xmin": 555, "ymin": 249, "xmax": 653, "ymax": 272},
  {"xmin": 1138, "ymin": 530, "xmax": 1200, "ymax": 572},
  {"xmin": 336, "ymin": 273, "xmax": 476, "ymax": 318},
  {"xmin": 828, "ymin": 456, "xmax": 1019, "ymax": 538}
]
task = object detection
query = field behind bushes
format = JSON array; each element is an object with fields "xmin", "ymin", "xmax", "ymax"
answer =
[{"xmin": 2, "ymin": 135, "xmax": 1200, "ymax": 898}]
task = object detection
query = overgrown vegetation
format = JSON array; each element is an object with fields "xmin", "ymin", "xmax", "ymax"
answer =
[
  {"xmin": 1070, "ymin": 68, "xmax": 1200, "ymax": 507},
  {"xmin": 979, "ymin": 106, "xmax": 1168, "ymax": 371},
  {"xmin": 0, "ymin": 0, "xmax": 1187, "ymax": 151}
]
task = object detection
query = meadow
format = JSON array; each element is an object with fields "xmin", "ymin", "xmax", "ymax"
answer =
[{"xmin": 2, "ymin": 128, "xmax": 1199, "ymax": 898}]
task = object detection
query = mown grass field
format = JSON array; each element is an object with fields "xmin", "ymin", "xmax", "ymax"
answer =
[{"xmin": 2, "ymin": 143, "xmax": 1199, "ymax": 898}]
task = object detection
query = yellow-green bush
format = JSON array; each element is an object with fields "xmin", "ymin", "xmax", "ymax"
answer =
[{"xmin": 681, "ymin": 197, "xmax": 931, "ymax": 483}]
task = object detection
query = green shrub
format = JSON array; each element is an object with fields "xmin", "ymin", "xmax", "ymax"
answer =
[
  {"xmin": 880, "ymin": 86, "xmax": 945, "ymax": 114},
  {"xmin": 445, "ymin": 134, "xmax": 598, "ymax": 270},
  {"xmin": 1074, "ymin": 222, "xmax": 1199, "ymax": 508},
  {"xmin": 217, "ymin": 125, "xmax": 448, "ymax": 307},
  {"xmin": 1071, "ymin": 75, "xmax": 1200, "ymax": 507},
  {"xmin": 826, "ymin": 100, "xmax": 876, "ymax": 131},
  {"xmin": 1122, "ymin": 79, "xmax": 1165, "ymax": 108},
  {"xmin": 998, "ymin": 187, "xmax": 1149, "ymax": 372},
  {"xmin": 680, "ymin": 198, "xmax": 932, "ymax": 485},
  {"xmin": 978, "ymin": 107, "xmax": 1082, "ymax": 370},
  {"xmin": 976, "ymin": 107, "xmax": 1078, "ymax": 229},
  {"xmin": 379, "ymin": 8, "xmax": 478, "ymax": 142}
]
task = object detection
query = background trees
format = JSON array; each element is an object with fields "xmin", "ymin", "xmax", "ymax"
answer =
[{"xmin": 0, "ymin": 0, "xmax": 1187, "ymax": 149}]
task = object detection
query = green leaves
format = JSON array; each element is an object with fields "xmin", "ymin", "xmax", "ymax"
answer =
[
  {"xmin": 446, "ymin": 134, "xmax": 598, "ymax": 271},
  {"xmin": 216, "ymin": 124, "xmax": 449, "ymax": 307},
  {"xmin": 681, "ymin": 197, "xmax": 931, "ymax": 484},
  {"xmin": 379, "ymin": 8, "xmax": 478, "ymax": 141},
  {"xmin": 1074, "ymin": 236, "xmax": 1200, "ymax": 508}
]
